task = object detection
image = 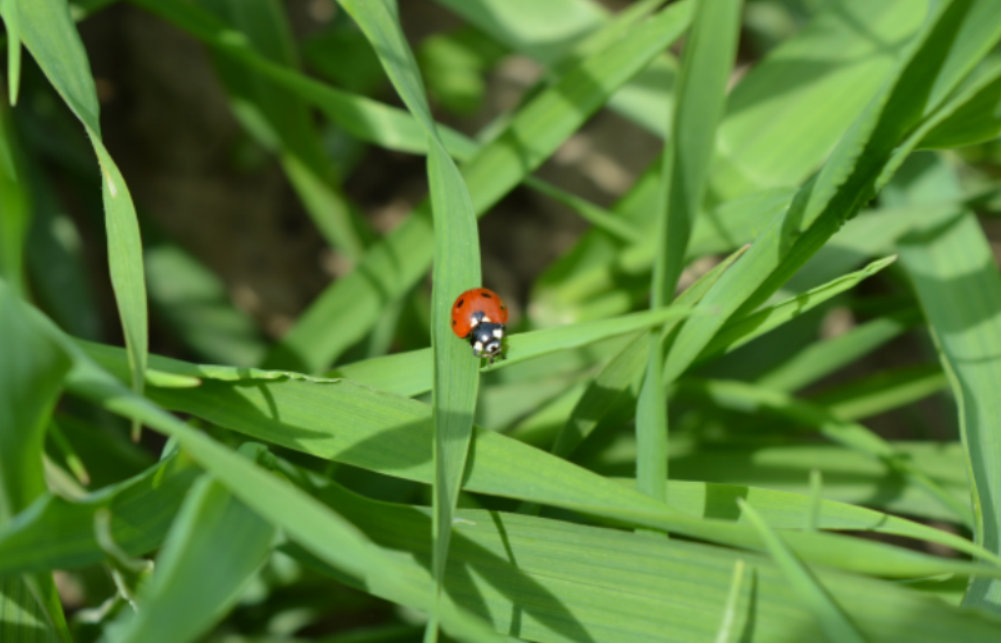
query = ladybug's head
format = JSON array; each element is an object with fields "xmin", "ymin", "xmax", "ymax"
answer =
[{"xmin": 470, "ymin": 322, "xmax": 505, "ymax": 362}]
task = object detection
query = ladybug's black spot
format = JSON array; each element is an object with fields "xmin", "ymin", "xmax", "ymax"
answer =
[
  {"xmin": 451, "ymin": 319, "xmax": 456, "ymax": 326},
  {"xmin": 481, "ymin": 291, "xmax": 492, "ymax": 298},
  {"xmin": 456, "ymin": 298, "xmax": 465, "ymax": 308}
]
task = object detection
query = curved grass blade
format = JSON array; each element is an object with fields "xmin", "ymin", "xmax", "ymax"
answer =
[
  {"xmin": 112, "ymin": 473, "xmax": 276, "ymax": 643},
  {"xmin": 0, "ymin": 456, "xmax": 199, "ymax": 575},
  {"xmin": 16, "ymin": 314, "xmax": 507, "ymax": 642},
  {"xmin": 16, "ymin": 0, "xmax": 148, "ymax": 437}
]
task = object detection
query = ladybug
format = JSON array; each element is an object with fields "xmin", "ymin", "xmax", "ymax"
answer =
[{"xmin": 451, "ymin": 287, "xmax": 509, "ymax": 362}]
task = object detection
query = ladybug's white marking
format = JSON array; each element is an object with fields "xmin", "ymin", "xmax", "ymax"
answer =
[
  {"xmin": 481, "ymin": 315, "xmax": 492, "ymax": 323},
  {"xmin": 492, "ymin": 328, "xmax": 503, "ymax": 338}
]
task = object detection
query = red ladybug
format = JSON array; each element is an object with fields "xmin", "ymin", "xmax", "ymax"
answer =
[{"xmin": 451, "ymin": 287, "xmax": 508, "ymax": 361}]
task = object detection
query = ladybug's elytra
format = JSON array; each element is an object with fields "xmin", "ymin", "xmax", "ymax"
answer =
[{"xmin": 450, "ymin": 287, "xmax": 508, "ymax": 362}]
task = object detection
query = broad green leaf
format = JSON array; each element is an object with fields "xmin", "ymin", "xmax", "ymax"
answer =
[
  {"xmin": 263, "ymin": 0, "xmax": 694, "ymax": 372},
  {"xmin": 73, "ymin": 342, "xmax": 1001, "ymax": 580},
  {"xmin": 292, "ymin": 469, "xmax": 1001, "ymax": 643},
  {"xmin": 113, "ymin": 473, "xmax": 276, "ymax": 643}
]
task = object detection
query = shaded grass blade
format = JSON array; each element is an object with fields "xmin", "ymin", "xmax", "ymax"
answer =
[
  {"xmin": 0, "ymin": 282, "xmax": 72, "ymax": 642},
  {"xmin": 112, "ymin": 473, "xmax": 276, "ymax": 643},
  {"xmin": 900, "ymin": 207, "xmax": 1001, "ymax": 610}
]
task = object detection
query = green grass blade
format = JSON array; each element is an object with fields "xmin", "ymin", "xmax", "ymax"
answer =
[
  {"xmin": 113, "ymin": 473, "xmax": 276, "ymax": 643},
  {"xmin": 757, "ymin": 306, "xmax": 921, "ymax": 391},
  {"xmin": 680, "ymin": 377, "xmax": 972, "ymax": 525},
  {"xmin": 0, "ymin": 457, "xmax": 198, "ymax": 575},
  {"xmin": 332, "ymin": 0, "xmax": 483, "ymax": 633},
  {"xmin": 701, "ymin": 254, "xmax": 897, "ymax": 361},
  {"xmin": 293, "ymin": 469, "xmax": 1001, "ymax": 642},
  {"xmin": 72, "ymin": 344, "xmax": 1001, "ymax": 581},
  {"xmin": 264, "ymin": 0, "xmax": 694, "ymax": 371},
  {"xmin": 900, "ymin": 207, "xmax": 1001, "ymax": 611},
  {"xmin": 918, "ymin": 56, "xmax": 1001, "ymax": 149},
  {"xmin": 0, "ymin": 281, "xmax": 72, "ymax": 642},
  {"xmin": 664, "ymin": 0, "xmax": 1001, "ymax": 384},
  {"xmin": 739, "ymin": 499, "xmax": 867, "ymax": 643},
  {"xmin": 16, "ymin": 0, "xmax": 148, "ymax": 434},
  {"xmin": 0, "ymin": 0, "xmax": 22, "ymax": 104},
  {"xmin": 0, "ymin": 99, "xmax": 28, "ymax": 295},
  {"xmin": 22, "ymin": 322, "xmax": 506, "ymax": 641},
  {"xmin": 637, "ymin": 0, "xmax": 740, "ymax": 501},
  {"xmin": 333, "ymin": 305, "xmax": 691, "ymax": 397}
]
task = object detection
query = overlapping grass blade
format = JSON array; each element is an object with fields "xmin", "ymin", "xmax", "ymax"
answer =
[
  {"xmin": 701, "ymin": 255, "xmax": 897, "ymax": 360},
  {"xmin": 0, "ymin": 281, "xmax": 72, "ymax": 641},
  {"xmin": 14, "ymin": 305, "xmax": 507, "ymax": 642},
  {"xmin": 0, "ymin": 456, "xmax": 198, "ymax": 574},
  {"xmin": 111, "ymin": 473, "xmax": 276, "ymax": 643},
  {"xmin": 290, "ymin": 469, "xmax": 1001, "ymax": 643},
  {"xmin": 679, "ymin": 377, "xmax": 971, "ymax": 524},
  {"xmin": 14, "ymin": 0, "xmax": 148, "ymax": 433},
  {"xmin": 637, "ymin": 0, "xmax": 741, "ymax": 501},
  {"xmin": 740, "ymin": 499, "xmax": 866, "ymax": 643},
  {"xmin": 262, "ymin": 0, "xmax": 694, "ymax": 371},
  {"xmin": 663, "ymin": 0, "xmax": 1001, "ymax": 385},
  {"xmin": 756, "ymin": 307, "xmax": 921, "ymax": 391},
  {"xmin": 918, "ymin": 57, "xmax": 1001, "ymax": 150},
  {"xmin": 75, "ymin": 340, "xmax": 1001, "ymax": 579}
]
